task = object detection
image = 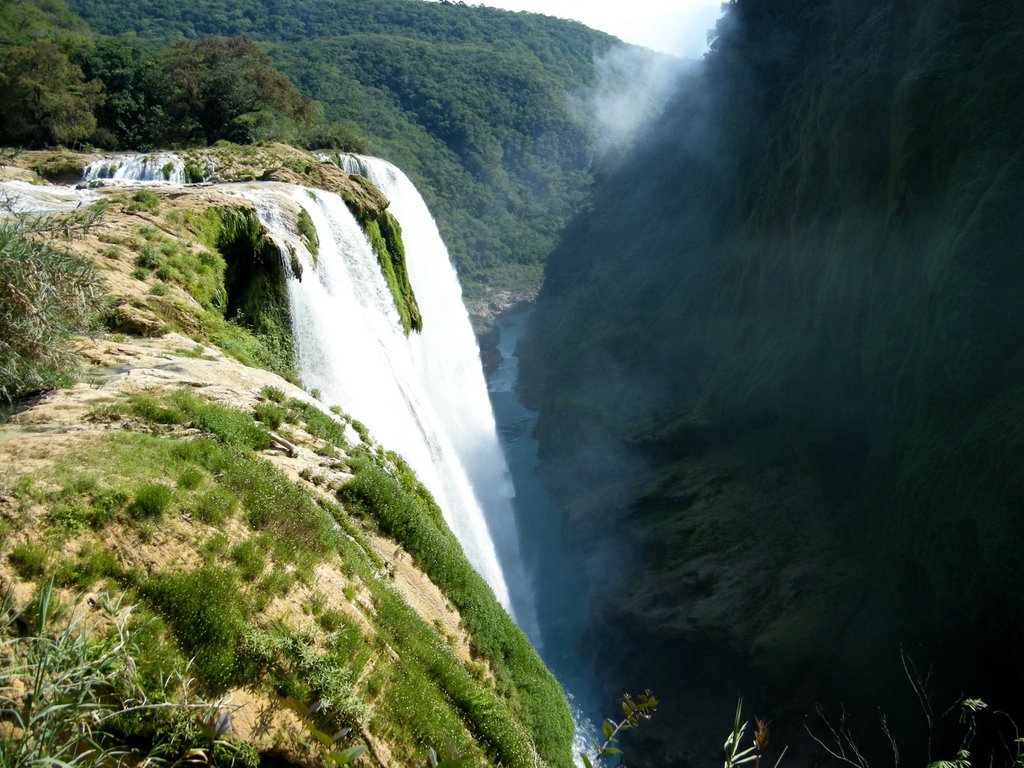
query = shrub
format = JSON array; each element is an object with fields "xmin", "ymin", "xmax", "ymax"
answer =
[
  {"xmin": 253, "ymin": 401, "xmax": 285, "ymax": 428},
  {"xmin": 135, "ymin": 244, "xmax": 160, "ymax": 269},
  {"xmin": 129, "ymin": 189, "xmax": 160, "ymax": 213},
  {"xmin": 177, "ymin": 466, "xmax": 205, "ymax": 490},
  {"xmin": 261, "ymin": 385, "xmax": 286, "ymax": 403},
  {"xmin": 0, "ymin": 582, "xmax": 216, "ymax": 765},
  {"xmin": 0, "ymin": 216, "xmax": 103, "ymax": 400},
  {"xmin": 129, "ymin": 483, "xmax": 172, "ymax": 519}
]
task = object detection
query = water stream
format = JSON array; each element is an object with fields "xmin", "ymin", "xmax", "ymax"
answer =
[{"xmin": 485, "ymin": 306, "xmax": 601, "ymax": 761}]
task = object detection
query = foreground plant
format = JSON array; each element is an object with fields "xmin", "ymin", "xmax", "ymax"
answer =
[
  {"xmin": 0, "ymin": 580, "xmax": 237, "ymax": 767},
  {"xmin": 0, "ymin": 204, "xmax": 105, "ymax": 401},
  {"xmin": 724, "ymin": 698, "xmax": 785, "ymax": 768},
  {"xmin": 581, "ymin": 690, "xmax": 659, "ymax": 767}
]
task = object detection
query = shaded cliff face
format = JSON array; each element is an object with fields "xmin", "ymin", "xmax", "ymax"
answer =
[{"xmin": 519, "ymin": 0, "xmax": 1024, "ymax": 764}]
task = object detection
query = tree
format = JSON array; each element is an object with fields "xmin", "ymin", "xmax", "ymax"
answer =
[
  {"xmin": 0, "ymin": 40, "xmax": 104, "ymax": 147},
  {"xmin": 157, "ymin": 36, "xmax": 316, "ymax": 144},
  {"xmin": 73, "ymin": 38, "xmax": 166, "ymax": 149}
]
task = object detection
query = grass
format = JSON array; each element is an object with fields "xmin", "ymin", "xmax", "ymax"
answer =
[
  {"xmin": 0, "ymin": 214, "xmax": 103, "ymax": 400},
  {"xmin": 128, "ymin": 189, "xmax": 160, "ymax": 213},
  {"xmin": 340, "ymin": 459, "xmax": 574, "ymax": 765},
  {"xmin": 9, "ymin": 541, "xmax": 49, "ymax": 578},
  {"xmin": 2, "ymin": 384, "xmax": 574, "ymax": 765},
  {"xmin": 142, "ymin": 565, "xmax": 254, "ymax": 693}
]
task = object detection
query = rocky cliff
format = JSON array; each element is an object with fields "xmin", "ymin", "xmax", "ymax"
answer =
[{"xmin": 519, "ymin": 1, "xmax": 1024, "ymax": 765}]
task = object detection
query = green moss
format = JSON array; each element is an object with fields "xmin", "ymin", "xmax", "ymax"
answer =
[
  {"xmin": 360, "ymin": 211, "xmax": 422, "ymax": 335},
  {"xmin": 297, "ymin": 207, "xmax": 318, "ymax": 265},
  {"xmin": 194, "ymin": 206, "xmax": 295, "ymax": 379}
]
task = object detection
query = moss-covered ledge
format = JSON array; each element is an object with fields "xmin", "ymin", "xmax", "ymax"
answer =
[{"xmin": 358, "ymin": 208, "xmax": 422, "ymax": 335}]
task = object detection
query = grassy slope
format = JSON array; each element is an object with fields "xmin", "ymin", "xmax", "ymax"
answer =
[
  {"xmin": 0, "ymin": 153, "xmax": 573, "ymax": 766},
  {"xmin": 520, "ymin": 0, "xmax": 1024, "ymax": 762}
]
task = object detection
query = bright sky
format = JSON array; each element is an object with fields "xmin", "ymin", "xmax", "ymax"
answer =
[{"xmin": 473, "ymin": 1, "xmax": 725, "ymax": 58}]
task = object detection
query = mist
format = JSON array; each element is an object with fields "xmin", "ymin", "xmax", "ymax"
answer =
[{"xmin": 571, "ymin": 44, "xmax": 692, "ymax": 157}]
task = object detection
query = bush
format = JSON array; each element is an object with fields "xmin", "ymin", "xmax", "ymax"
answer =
[
  {"xmin": 0, "ymin": 582, "xmax": 222, "ymax": 766},
  {"xmin": 135, "ymin": 244, "xmax": 160, "ymax": 270},
  {"xmin": 128, "ymin": 484, "xmax": 173, "ymax": 520},
  {"xmin": 261, "ymin": 385, "xmax": 286, "ymax": 403},
  {"xmin": 253, "ymin": 401, "xmax": 285, "ymax": 428},
  {"xmin": 0, "ymin": 216, "xmax": 103, "ymax": 400},
  {"xmin": 129, "ymin": 189, "xmax": 160, "ymax": 213}
]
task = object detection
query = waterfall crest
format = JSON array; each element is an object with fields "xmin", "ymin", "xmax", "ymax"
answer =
[
  {"xmin": 83, "ymin": 153, "xmax": 186, "ymax": 184},
  {"xmin": 234, "ymin": 178, "xmax": 529, "ymax": 626}
]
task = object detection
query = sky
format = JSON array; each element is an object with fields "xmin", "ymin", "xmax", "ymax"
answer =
[{"xmin": 472, "ymin": 0, "xmax": 725, "ymax": 58}]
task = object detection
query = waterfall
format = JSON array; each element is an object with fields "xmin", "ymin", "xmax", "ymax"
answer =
[
  {"xmin": 337, "ymin": 155, "xmax": 539, "ymax": 642},
  {"xmin": 233, "ymin": 178, "xmax": 530, "ymax": 628},
  {"xmin": 83, "ymin": 153, "xmax": 186, "ymax": 184}
]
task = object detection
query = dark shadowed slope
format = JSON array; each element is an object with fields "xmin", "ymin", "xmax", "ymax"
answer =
[{"xmin": 519, "ymin": 0, "xmax": 1024, "ymax": 764}]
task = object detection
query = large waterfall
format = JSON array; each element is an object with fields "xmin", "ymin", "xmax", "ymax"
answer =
[
  {"xmin": 336, "ymin": 155, "xmax": 538, "ymax": 641},
  {"xmin": 233, "ymin": 169, "xmax": 534, "ymax": 633},
  {"xmin": 6, "ymin": 150, "xmax": 534, "ymax": 634}
]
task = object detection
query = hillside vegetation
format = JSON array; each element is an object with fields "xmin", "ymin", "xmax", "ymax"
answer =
[
  {"xmin": 2, "ymin": 0, "xmax": 675, "ymax": 298},
  {"xmin": 519, "ymin": 0, "xmax": 1024, "ymax": 765}
]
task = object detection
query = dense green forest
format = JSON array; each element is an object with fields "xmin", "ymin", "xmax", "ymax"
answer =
[
  {"xmin": 1, "ymin": 0, "xmax": 672, "ymax": 295},
  {"xmin": 520, "ymin": 0, "xmax": 1024, "ymax": 765}
]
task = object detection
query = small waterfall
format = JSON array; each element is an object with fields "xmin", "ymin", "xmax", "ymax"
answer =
[
  {"xmin": 83, "ymin": 153, "xmax": 186, "ymax": 184},
  {"xmin": 233, "ymin": 180, "xmax": 522, "ymax": 621}
]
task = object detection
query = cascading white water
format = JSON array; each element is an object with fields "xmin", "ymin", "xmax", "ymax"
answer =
[
  {"xmin": 231, "ymin": 180, "xmax": 526, "ymax": 624},
  {"xmin": 0, "ymin": 181, "xmax": 98, "ymax": 213},
  {"xmin": 337, "ymin": 155, "xmax": 539, "ymax": 642},
  {"xmin": 83, "ymin": 153, "xmax": 186, "ymax": 184}
]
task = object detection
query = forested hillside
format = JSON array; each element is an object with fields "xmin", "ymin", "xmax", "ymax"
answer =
[
  {"xmin": 519, "ymin": 0, "xmax": 1024, "ymax": 764},
  {"xmin": 7, "ymin": 0, "xmax": 676, "ymax": 296}
]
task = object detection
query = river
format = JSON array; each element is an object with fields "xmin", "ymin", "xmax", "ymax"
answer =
[{"xmin": 484, "ymin": 306, "xmax": 601, "ymax": 757}]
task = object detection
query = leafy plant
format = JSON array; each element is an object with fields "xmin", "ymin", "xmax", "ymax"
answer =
[
  {"xmin": 723, "ymin": 699, "xmax": 783, "ymax": 768},
  {"xmin": 0, "ymin": 580, "xmax": 224, "ymax": 767},
  {"xmin": 281, "ymin": 697, "xmax": 366, "ymax": 766},
  {"xmin": 0, "ymin": 213, "xmax": 104, "ymax": 400},
  {"xmin": 581, "ymin": 690, "xmax": 659, "ymax": 768}
]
